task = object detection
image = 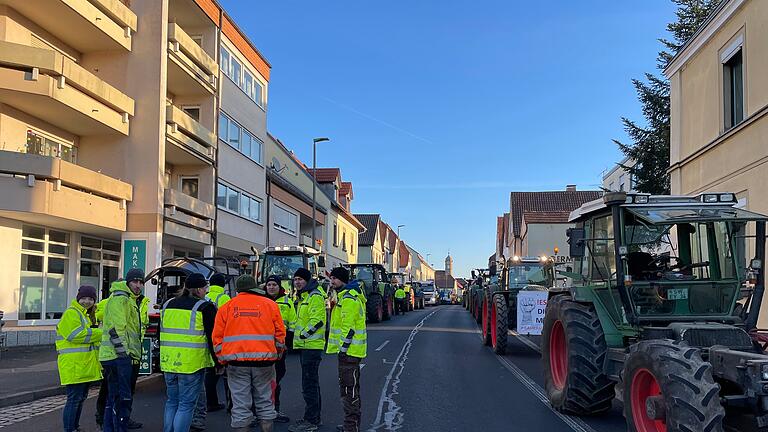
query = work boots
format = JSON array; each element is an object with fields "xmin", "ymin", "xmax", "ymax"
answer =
[{"xmin": 259, "ymin": 420, "xmax": 274, "ymax": 432}]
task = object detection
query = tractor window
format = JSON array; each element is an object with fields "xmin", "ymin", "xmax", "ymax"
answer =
[
  {"xmin": 262, "ymin": 255, "xmax": 304, "ymax": 281},
  {"xmin": 508, "ymin": 264, "xmax": 551, "ymax": 287},
  {"xmin": 351, "ymin": 267, "xmax": 374, "ymax": 284},
  {"xmin": 590, "ymin": 215, "xmax": 616, "ymax": 282}
]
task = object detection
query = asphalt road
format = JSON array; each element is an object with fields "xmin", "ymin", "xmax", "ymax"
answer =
[{"xmin": 0, "ymin": 305, "xmax": 627, "ymax": 431}]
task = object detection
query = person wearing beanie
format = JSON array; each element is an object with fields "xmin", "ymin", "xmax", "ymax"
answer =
[
  {"xmin": 213, "ymin": 274, "xmax": 286, "ymax": 432},
  {"xmin": 289, "ymin": 268, "xmax": 327, "ymax": 432},
  {"xmin": 57, "ymin": 286, "xmax": 102, "ymax": 432},
  {"xmin": 160, "ymin": 273, "xmax": 218, "ymax": 432},
  {"xmin": 203, "ymin": 273, "xmax": 231, "ymax": 413},
  {"xmin": 264, "ymin": 274, "xmax": 296, "ymax": 423},
  {"xmin": 326, "ymin": 269, "xmax": 367, "ymax": 432}
]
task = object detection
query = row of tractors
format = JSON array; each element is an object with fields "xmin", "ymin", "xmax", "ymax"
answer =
[{"xmin": 464, "ymin": 191, "xmax": 768, "ymax": 432}]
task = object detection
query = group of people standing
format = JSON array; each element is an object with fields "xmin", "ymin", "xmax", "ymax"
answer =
[{"xmin": 55, "ymin": 265, "xmax": 367, "ymax": 432}]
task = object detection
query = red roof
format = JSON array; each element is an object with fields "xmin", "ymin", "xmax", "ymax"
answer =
[
  {"xmin": 399, "ymin": 241, "xmax": 410, "ymax": 264},
  {"xmin": 307, "ymin": 168, "xmax": 341, "ymax": 183},
  {"xmin": 340, "ymin": 182, "xmax": 353, "ymax": 198},
  {"xmin": 509, "ymin": 191, "xmax": 601, "ymax": 237},
  {"xmin": 522, "ymin": 211, "xmax": 572, "ymax": 224}
]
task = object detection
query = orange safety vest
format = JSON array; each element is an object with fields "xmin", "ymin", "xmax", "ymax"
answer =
[{"xmin": 212, "ymin": 292, "xmax": 286, "ymax": 363}]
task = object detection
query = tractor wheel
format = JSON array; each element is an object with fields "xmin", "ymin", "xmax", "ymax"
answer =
[
  {"xmin": 622, "ymin": 340, "xmax": 724, "ymax": 432},
  {"xmin": 368, "ymin": 295, "xmax": 383, "ymax": 323},
  {"xmin": 481, "ymin": 297, "xmax": 492, "ymax": 346},
  {"xmin": 491, "ymin": 294, "xmax": 508, "ymax": 355},
  {"xmin": 383, "ymin": 296, "xmax": 393, "ymax": 321},
  {"xmin": 475, "ymin": 295, "xmax": 484, "ymax": 324},
  {"xmin": 542, "ymin": 295, "xmax": 614, "ymax": 415}
]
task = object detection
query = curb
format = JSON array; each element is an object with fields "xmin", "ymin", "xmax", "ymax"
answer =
[{"xmin": 0, "ymin": 374, "xmax": 163, "ymax": 409}]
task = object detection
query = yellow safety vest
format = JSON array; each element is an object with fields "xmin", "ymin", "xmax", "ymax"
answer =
[{"xmin": 160, "ymin": 298, "xmax": 214, "ymax": 374}]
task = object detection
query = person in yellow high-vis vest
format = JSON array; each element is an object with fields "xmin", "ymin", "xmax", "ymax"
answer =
[
  {"xmin": 160, "ymin": 272, "xmax": 217, "ymax": 432},
  {"xmin": 57, "ymin": 285, "xmax": 102, "ymax": 432},
  {"xmin": 265, "ymin": 274, "xmax": 297, "ymax": 424},
  {"xmin": 327, "ymin": 268, "xmax": 367, "ymax": 432}
]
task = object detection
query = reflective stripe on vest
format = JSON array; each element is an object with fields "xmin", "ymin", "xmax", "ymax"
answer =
[
  {"xmin": 160, "ymin": 299, "xmax": 214, "ymax": 373},
  {"xmin": 218, "ymin": 351, "xmax": 280, "ymax": 361}
]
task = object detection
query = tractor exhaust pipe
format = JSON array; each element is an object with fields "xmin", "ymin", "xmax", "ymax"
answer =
[{"xmin": 746, "ymin": 221, "xmax": 766, "ymax": 331}]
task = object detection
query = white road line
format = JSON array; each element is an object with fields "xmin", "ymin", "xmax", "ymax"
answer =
[
  {"xmin": 368, "ymin": 309, "xmax": 439, "ymax": 431},
  {"xmin": 510, "ymin": 330, "xmax": 542, "ymax": 353},
  {"xmin": 375, "ymin": 340, "xmax": 390, "ymax": 351},
  {"xmin": 494, "ymin": 354, "xmax": 598, "ymax": 432}
]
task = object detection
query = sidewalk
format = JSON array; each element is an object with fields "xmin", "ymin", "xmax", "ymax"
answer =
[{"xmin": 0, "ymin": 345, "xmax": 61, "ymax": 408}]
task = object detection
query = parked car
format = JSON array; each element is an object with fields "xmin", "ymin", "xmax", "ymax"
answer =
[{"xmin": 422, "ymin": 282, "xmax": 439, "ymax": 306}]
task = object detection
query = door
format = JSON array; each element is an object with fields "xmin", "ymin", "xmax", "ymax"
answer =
[{"xmin": 102, "ymin": 265, "xmax": 119, "ymax": 301}]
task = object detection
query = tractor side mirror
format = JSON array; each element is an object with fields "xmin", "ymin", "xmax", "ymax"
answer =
[
  {"xmin": 567, "ymin": 228, "xmax": 585, "ymax": 258},
  {"xmin": 318, "ymin": 255, "xmax": 326, "ymax": 268},
  {"xmin": 471, "ymin": 270, "xmax": 477, "ymax": 279}
]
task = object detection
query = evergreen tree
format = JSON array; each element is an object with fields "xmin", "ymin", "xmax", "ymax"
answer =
[{"xmin": 614, "ymin": 0, "xmax": 722, "ymax": 194}]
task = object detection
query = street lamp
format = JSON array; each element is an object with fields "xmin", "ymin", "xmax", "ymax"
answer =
[
  {"xmin": 397, "ymin": 224, "xmax": 405, "ymax": 238},
  {"xmin": 311, "ymin": 137, "xmax": 329, "ymax": 250}
]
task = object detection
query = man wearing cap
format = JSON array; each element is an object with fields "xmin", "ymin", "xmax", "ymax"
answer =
[
  {"xmin": 95, "ymin": 269, "xmax": 146, "ymax": 430},
  {"xmin": 204, "ymin": 273, "xmax": 230, "ymax": 413},
  {"xmin": 264, "ymin": 275, "xmax": 296, "ymax": 423},
  {"xmin": 99, "ymin": 269, "xmax": 144, "ymax": 432},
  {"xmin": 57, "ymin": 285, "xmax": 102, "ymax": 432},
  {"xmin": 289, "ymin": 268, "xmax": 327, "ymax": 432},
  {"xmin": 327, "ymin": 267, "xmax": 367, "ymax": 432},
  {"xmin": 213, "ymin": 275, "xmax": 285, "ymax": 432},
  {"xmin": 160, "ymin": 272, "xmax": 218, "ymax": 432}
]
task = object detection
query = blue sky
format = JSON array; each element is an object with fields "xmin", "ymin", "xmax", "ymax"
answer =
[{"xmin": 219, "ymin": 0, "xmax": 677, "ymax": 277}]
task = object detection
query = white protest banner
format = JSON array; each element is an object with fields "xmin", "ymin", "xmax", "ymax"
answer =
[{"xmin": 516, "ymin": 290, "xmax": 548, "ymax": 335}]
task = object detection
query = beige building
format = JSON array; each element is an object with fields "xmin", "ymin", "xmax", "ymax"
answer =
[
  {"xmin": 0, "ymin": 0, "xmax": 271, "ymax": 328},
  {"xmin": 601, "ymin": 158, "xmax": 637, "ymax": 192},
  {"xmin": 665, "ymin": 0, "xmax": 768, "ymax": 323}
]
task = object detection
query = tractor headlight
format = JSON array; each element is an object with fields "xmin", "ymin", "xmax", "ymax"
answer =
[
  {"xmin": 702, "ymin": 194, "xmax": 719, "ymax": 203},
  {"xmin": 761, "ymin": 364, "xmax": 768, "ymax": 381}
]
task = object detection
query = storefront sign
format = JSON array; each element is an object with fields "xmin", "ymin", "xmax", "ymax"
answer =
[
  {"xmin": 139, "ymin": 337, "xmax": 153, "ymax": 375},
  {"xmin": 123, "ymin": 239, "xmax": 146, "ymax": 277}
]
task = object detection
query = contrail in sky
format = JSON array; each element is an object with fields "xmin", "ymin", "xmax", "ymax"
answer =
[{"xmin": 322, "ymin": 97, "xmax": 435, "ymax": 145}]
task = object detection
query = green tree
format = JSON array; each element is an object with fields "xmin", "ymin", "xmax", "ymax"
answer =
[{"xmin": 615, "ymin": 0, "xmax": 722, "ymax": 194}]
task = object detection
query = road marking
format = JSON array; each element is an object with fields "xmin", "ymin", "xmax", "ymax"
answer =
[
  {"xmin": 510, "ymin": 330, "xmax": 542, "ymax": 354},
  {"xmin": 494, "ymin": 354, "xmax": 598, "ymax": 432},
  {"xmin": 368, "ymin": 309, "xmax": 439, "ymax": 431},
  {"xmin": 375, "ymin": 340, "xmax": 390, "ymax": 351}
]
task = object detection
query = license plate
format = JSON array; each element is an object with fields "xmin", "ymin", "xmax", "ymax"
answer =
[{"xmin": 667, "ymin": 288, "xmax": 688, "ymax": 300}]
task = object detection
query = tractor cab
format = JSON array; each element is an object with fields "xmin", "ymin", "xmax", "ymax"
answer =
[
  {"xmin": 256, "ymin": 245, "xmax": 325, "ymax": 296},
  {"xmin": 344, "ymin": 263, "xmax": 395, "ymax": 322},
  {"xmin": 500, "ymin": 256, "xmax": 555, "ymax": 291}
]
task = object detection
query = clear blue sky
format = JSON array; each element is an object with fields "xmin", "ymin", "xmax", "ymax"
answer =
[{"xmin": 219, "ymin": 0, "xmax": 677, "ymax": 278}]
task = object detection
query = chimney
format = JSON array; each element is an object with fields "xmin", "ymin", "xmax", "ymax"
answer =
[{"xmin": 566, "ymin": 184, "xmax": 577, "ymax": 192}]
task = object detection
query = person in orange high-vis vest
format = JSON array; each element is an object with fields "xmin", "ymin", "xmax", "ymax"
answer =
[{"xmin": 213, "ymin": 275, "xmax": 286, "ymax": 432}]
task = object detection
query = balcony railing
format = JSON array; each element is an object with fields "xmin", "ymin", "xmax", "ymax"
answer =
[
  {"xmin": 166, "ymin": 104, "xmax": 216, "ymax": 150},
  {"xmin": 0, "ymin": 0, "xmax": 137, "ymax": 52},
  {"xmin": 0, "ymin": 41, "xmax": 134, "ymax": 135},
  {"xmin": 163, "ymin": 188, "xmax": 215, "ymax": 243},
  {"xmin": 167, "ymin": 22, "xmax": 217, "ymax": 94}
]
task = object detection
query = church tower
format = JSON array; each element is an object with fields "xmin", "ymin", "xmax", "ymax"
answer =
[{"xmin": 445, "ymin": 253, "xmax": 453, "ymax": 276}]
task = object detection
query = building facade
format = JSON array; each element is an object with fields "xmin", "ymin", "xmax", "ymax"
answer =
[
  {"xmin": 665, "ymin": 0, "xmax": 768, "ymax": 323},
  {"xmin": 0, "ymin": 0, "xmax": 272, "ymax": 327},
  {"xmin": 601, "ymin": 158, "xmax": 637, "ymax": 192}
]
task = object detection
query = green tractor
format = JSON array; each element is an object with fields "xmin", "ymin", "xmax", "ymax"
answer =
[
  {"xmin": 542, "ymin": 192, "xmax": 768, "ymax": 431},
  {"xmin": 468, "ymin": 269, "xmax": 491, "ymax": 323},
  {"xmin": 255, "ymin": 245, "xmax": 326, "ymax": 295},
  {"xmin": 480, "ymin": 256, "xmax": 555, "ymax": 354},
  {"xmin": 344, "ymin": 263, "xmax": 395, "ymax": 323}
]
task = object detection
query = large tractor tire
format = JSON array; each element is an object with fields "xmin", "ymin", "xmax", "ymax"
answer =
[
  {"xmin": 481, "ymin": 297, "xmax": 492, "ymax": 346},
  {"xmin": 368, "ymin": 295, "xmax": 383, "ymax": 323},
  {"xmin": 622, "ymin": 340, "xmax": 724, "ymax": 432},
  {"xmin": 491, "ymin": 294, "xmax": 508, "ymax": 355},
  {"xmin": 474, "ymin": 294, "xmax": 483, "ymax": 324},
  {"xmin": 383, "ymin": 296, "xmax": 393, "ymax": 321},
  {"xmin": 542, "ymin": 295, "xmax": 614, "ymax": 415}
]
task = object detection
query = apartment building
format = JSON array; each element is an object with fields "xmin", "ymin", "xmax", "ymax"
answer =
[
  {"xmin": 0, "ymin": 0, "xmax": 270, "ymax": 327},
  {"xmin": 307, "ymin": 168, "xmax": 364, "ymax": 268},
  {"xmin": 601, "ymin": 158, "xmax": 637, "ymax": 192},
  {"xmin": 664, "ymin": 0, "xmax": 768, "ymax": 324},
  {"xmin": 264, "ymin": 133, "xmax": 329, "ymax": 248}
]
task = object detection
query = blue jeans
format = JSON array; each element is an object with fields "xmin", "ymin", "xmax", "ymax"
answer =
[
  {"xmin": 102, "ymin": 357, "xmax": 134, "ymax": 432},
  {"xmin": 164, "ymin": 370, "xmax": 205, "ymax": 432},
  {"xmin": 63, "ymin": 382, "xmax": 90, "ymax": 432}
]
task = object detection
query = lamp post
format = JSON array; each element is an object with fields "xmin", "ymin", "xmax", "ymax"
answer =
[{"xmin": 311, "ymin": 137, "xmax": 329, "ymax": 250}]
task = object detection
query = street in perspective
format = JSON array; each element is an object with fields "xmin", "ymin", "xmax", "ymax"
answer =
[{"xmin": 0, "ymin": 1, "xmax": 767, "ymax": 432}]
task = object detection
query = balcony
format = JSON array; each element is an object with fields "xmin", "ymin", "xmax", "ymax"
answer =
[
  {"xmin": 0, "ymin": 0, "xmax": 137, "ymax": 52},
  {"xmin": 0, "ymin": 41, "xmax": 134, "ymax": 136},
  {"xmin": 167, "ymin": 22, "xmax": 217, "ymax": 96},
  {"xmin": 0, "ymin": 150, "xmax": 132, "ymax": 232},
  {"xmin": 165, "ymin": 104, "xmax": 215, "ymax": 164},
  {"xmin": 163, "ymin": 188, "xmax": 214, "ymax": 245}
]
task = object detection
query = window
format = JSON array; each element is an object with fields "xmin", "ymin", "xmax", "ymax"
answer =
[
  {"xmin": 218, "ymin": 112, "xmax": 262, "ymax": 164},
  {"xmin": 26, "ymin": 130, "xmax": 76, "ymax": 164},
  {"xmin": 253, "ymin": 80, "xmax": 264, "ymax": 107},
  {"xmin": 274, "ymin": 205, "xmax": 298, "ymax": 235},
  {"xmin": 244, "ymin": 72, "xmax": 254, "ymax": 99},
  {"xmin": 342, "ymin": 229, "xmax": 347, "ymax": 252},
  {"xmin": 80, "ymin": 236, "xmax": 121, "ymax": 301},
  {"xmin": 220, "ymin": 46, "xmax": 266, "ymax": 108},
  {"xmin": 216, "ymin": 182, "xmax": 262, "ymax": 223},
  {"xmin": 618, "ymin": 174, "xmax": 626, "ymax": 192},
  {"xmin": 723, "ymin": 48, "xmax": 744, "ymax": 130},
  {"xmin": 231, "ymin": 59, "xmax": 241, "ymax": 86},
  {"xmin": 220, "ymin": 47, "xmax": 231, "ymax": 77},
  {"xmin": 180, "ymin": 177, "xmax": 199, "ymax": 199},
  {"xmin": 19, "ymin": 226, "xmax": 70, "ymax": 321},
  {"xmin": 221, "ymin": 46, "xmax": 242, "ymax": 86},
  {"xmin": 333, "ymin": 224, "xmax": 338, "ymax": 247},
  {"xmin": 182, "ymin": 106, "xmax": 201, "ymax": 122},
  {"xmin": 190, "ymin": 35, "xmax": 203, "ymax": 47}
]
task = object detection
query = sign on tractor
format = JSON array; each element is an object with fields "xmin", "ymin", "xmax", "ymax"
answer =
[{"xmin": 516, "ymin": 291, "xmax": 547, "ymax": 335}]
